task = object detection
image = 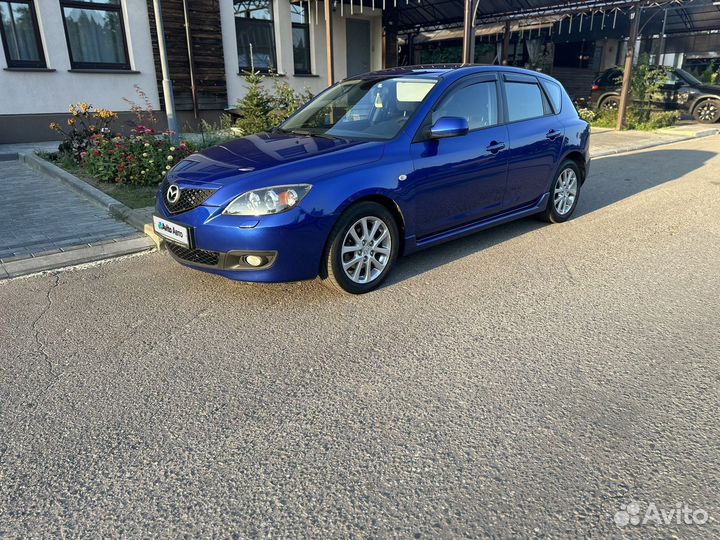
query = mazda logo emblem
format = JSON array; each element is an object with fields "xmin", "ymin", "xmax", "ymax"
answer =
[{"xmin": 166, "ymin": 184, "xmax": 180, "ymax": 204}]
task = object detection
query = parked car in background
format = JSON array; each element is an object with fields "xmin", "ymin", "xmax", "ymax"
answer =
[
  {"xmin": 154, "ymin": 65, "xmax": 590, "ymax": 294},
  {"xmin": 589, "ymin": 66, "xmax": 720, "ymax": 123}
]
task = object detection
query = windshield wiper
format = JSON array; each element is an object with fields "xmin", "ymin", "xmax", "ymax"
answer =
[{"xmin": 288, "ymin": 129, "xmax": 339, "ymax": 141}]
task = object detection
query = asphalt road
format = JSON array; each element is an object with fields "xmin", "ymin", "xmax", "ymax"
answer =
[{"xmin": 1, "ymin": 136, "xmax": 719, "ymax": 539}]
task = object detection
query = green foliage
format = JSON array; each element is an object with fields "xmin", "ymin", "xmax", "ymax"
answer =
[
  {"xmin": 577, "ymin": 108, "xmax": 597, "ymax": 123},
  {"xmin": 269, "ymin": 78, "xmax": 313, "ymax": 129},
  {"xmin": 233, "ymin": 69, "xmax": 313, "ymax": 136},
  {"xmin": 613, "ymin": 54, "xmax": 673, "ymax": 112},
  {"xmin": 80, "ymin": 132, "xmax": 193, "ymax": 186},
  {"xmin": 233, "ymin": 69, "xmax": 275, "ymax": 136},
  {"xmin": 196, "ymin": 114, "xmax": 236, "ymax": 149},
  {"xmin": 575, "ymin": 105, "xmax": 680, "ymax": 131},
  {"xmin": 687, "ymin": 61, "xmax": 719, "ymax": 85}
]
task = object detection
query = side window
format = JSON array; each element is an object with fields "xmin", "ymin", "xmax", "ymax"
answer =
[
  {"xmin": 505, "ymin": 81, "xmax": 547, "ymax": 122},
  {"xmin": 432, "ymin": 81, "xmax": 498, "ymax": 130},
  {"xmin": 541, "ymin": 80, "xmax": 563, "ymax": 113}
]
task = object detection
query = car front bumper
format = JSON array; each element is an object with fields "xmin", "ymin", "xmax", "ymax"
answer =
[{"xmin": 154, "ymin": 201, "xmax": 335, "ymax": 283}]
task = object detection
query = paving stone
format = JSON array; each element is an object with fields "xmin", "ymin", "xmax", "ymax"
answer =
[{"xmin": 0, "ymin": 159, "xmax": 141, "ymax": 261}]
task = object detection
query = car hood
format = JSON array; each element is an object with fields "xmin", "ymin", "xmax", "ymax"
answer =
[
  {"xmin": 696, "ymin": 83, "xmax": 720, "ymax": 95},
  {"xmin": 167, "ymin": 132, "xmax": 384, "ymax": 193}
]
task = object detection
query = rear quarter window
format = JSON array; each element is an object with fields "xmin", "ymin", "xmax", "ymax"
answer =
[{"xmin": 540, "ymin": 80, "xmax": 563, "ymax": 113}]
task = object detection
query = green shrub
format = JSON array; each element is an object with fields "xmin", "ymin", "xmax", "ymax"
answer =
[
  {"xmin": 196, "ymin": 114, "xmax": 236, "ymax": 150},
  {"xmin": 583, "ymin": 107, "xmax": 680, "ymax": 131},
  {"xmin": 233, "ymin": 69, "xmax": 313, "ymax": 136},
  {"xmin": 576, "ymin": 107, "xmax": 597, "ymax": 123},
  {"xmin": 233, "ymin": 69, "xmax": 275, "ymax": 136}
]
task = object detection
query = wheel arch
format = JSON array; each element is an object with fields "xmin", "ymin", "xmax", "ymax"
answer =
[
  {"xmin": 597, "ymin": 92, "xmax": 620, "ymax": 109},
  {"xmin": 561, "ymin": 151, "xmax": 588, "ymax": 185},
  {"xmin": 690, "ymin": 95, "xmax": 720, "ymax": 115},
  {"xmin": 319, "ymin": 194, "xmax": 407, "ymax": 278}
]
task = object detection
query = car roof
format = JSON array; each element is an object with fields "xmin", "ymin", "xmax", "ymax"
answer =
[{"xmin": 347, "ymin": 64, "xmax": 561, "ymax": 85}]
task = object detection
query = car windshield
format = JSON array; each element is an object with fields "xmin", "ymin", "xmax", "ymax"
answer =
[
  {"xmin": 279, "ymin": 77, "xmax": 438, "ymax": 141},
  {"xmin": 676, "ymin": 68, "xmax": 702, "ymax": 86}
]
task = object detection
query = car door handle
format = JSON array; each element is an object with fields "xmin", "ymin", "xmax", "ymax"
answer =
[
  {"xmin": 546, "ymin": 129, "xmax": 562, "ymax": 140},
  {"xmin": 485, "ymin": 141, "xmax": 506, "ymax": 154}
]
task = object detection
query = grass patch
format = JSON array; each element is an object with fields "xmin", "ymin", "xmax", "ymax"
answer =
[
  {"xmin": 40, "ymin": 151, "xmax": 158, "ymax": 209},
  {"xmin": 577, "ymin": 107, "xmax": 681, "ymax": 131}
]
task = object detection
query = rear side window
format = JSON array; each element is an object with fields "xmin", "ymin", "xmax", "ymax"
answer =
[
  {"xmin": 505, "ymin": 81, "xmax": 547, "ymax": 122},
  {"xmin": 595, "ymin": 69, "xmax": 622, "ymax": 86},
  {"xmin": 541, "ymin": 80, "xmax": 563, "ymax": 113},
  {"xmin": 432, "ymin": 81, "xmax": 499, "ymax": 130}
]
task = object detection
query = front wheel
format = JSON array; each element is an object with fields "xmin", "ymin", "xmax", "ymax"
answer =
[
  {"xmin": 321, "ymin": 202, "xmax": 399, "ymax": 294},
  {"xmin": 539, "ymin": 161, "xmax": 581, "ymax": 223},
  {"xmin": 693, "ymin": 99, "xmax": 720, "ymax": 124}
]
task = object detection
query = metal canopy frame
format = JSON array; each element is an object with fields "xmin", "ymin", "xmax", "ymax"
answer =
[{"xmin": 314, "ymin": 0, "xmax": 718, "ymax": 129}]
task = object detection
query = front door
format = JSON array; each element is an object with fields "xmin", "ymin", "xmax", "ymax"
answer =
[
  {"xmin": 346, "ymin": 19, "xmax": 370, "ymax": 77},
  {"xmin": 409, "ymin": 76, "xmax": 509, "ymax": 238}
]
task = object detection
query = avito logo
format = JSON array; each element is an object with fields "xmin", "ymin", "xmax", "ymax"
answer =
[{"xmin": 157, "ymin": 221, "xmax": 185, "ymax": 239}]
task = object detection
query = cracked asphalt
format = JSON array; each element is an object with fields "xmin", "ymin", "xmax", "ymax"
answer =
[{"xmin": 1, "ymin": 136, "xmax": 719, "ymax": 539}]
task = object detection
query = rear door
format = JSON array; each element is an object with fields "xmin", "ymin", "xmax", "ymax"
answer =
[
  {"xmin": 502, "ymin": 74, "xmax": 565, "ymax": 209},
  {"xmin": 409, "ymin": 74, "xmax": 509, "ymax": 238}
]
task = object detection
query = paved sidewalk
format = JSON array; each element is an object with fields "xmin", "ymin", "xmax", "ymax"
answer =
[
  {"xmin": 0, "ymin": 159, "xmax": 152, "ymax": 277},
  {"xmin": 590, "ymin": 122, "xmax": 718, "ymax": 157}
]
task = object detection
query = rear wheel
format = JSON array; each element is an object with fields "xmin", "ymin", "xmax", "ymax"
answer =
[
  {"xmin": 693, "ymin": 99, "xmax": 720, "ymax": 124},
  {"xmin": 321, "ymin": 202, "xmax": 399, "ymax": 294},
  {"xmin": 599, "ymin": 95, "xmax": 620, "ymax": 111},
  {"xmin": 539, "ymin": 161, "xmax": 581, "ymax": 224}
]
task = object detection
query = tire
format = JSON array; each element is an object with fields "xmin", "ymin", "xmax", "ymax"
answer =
[
  {"xmin": 599, "ymin": 95, "xmax": 620, "ymax": 111},
  {"xmin": 692, "ymin": 99, "xmax": 720, "ymax": 124},
  {"xmin": 539, "ymin": 160, "xmax": 582, "ymax": 224},
  {"xmin": 321, "ymin": 202, "xmax": 399, "ymax": 294}
]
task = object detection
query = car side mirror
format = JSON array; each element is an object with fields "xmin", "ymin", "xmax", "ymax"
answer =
[{"xmin": 429, "ymin": 116, "xmax": 469, "ymax": 139}]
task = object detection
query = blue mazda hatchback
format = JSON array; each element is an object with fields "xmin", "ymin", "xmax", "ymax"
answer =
[{"xmin": 154, "ymin": 65, "xmax": 590, "ymax": 294}]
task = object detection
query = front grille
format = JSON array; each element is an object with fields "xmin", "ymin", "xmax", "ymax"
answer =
[
  {"xmin": 163, "ymin": 184, "xmax": 216, "ymax": 214},
  {"xmin": 167, "ymin": 242, "xmax": 220, "ymax": 266}
]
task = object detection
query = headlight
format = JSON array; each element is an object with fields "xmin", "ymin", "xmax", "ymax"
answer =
[{"xmin": 223, "ymin": 184, "xmax": 312, "ymax": 216}]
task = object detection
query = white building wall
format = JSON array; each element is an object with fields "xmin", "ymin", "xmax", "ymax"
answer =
[
  {"xmin": 0, "ymin": 0, "xmax": 160, "ymax": 115},
  {"xmin": 220, "ymin": 0, "xmax": 383, "ymax": 108}
]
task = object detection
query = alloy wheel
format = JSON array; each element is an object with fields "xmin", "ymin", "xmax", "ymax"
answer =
[
  {"xmin": 601, "ymin": 98, "xmax": 619, "ymax": 110},
  {"xmin": 696, "ymin": 101, "xmax": 719, "ymax": 123},
  {"xmin": 554, "ymin": 168, "xmax": 578, "ymax": 216},
  {"xmin": 340, "ymin": 216, "xmax": 392, "ymax": 284}
]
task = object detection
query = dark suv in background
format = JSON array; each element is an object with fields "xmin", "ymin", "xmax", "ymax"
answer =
[{"xmin": 588, "ymin": 66, "xmax": 720, "ymax": 123}]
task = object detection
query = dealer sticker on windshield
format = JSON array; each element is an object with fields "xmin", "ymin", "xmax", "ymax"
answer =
[{"xmin": 153, "ymin": 216, "xmax": 189, "ymax": 247}]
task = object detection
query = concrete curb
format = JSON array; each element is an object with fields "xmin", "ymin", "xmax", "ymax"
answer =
[
  {"xmin": 20, "ymin": 152, "xmax": 163, "ymax": 248},
  {"xmin": 657, "ymin": 127, "xmax": 719, "ymax": 138},
  {"xmin": 0, "ymin": 236, "xmax": 155, "ymax": 279},
  {"xmin": 591, "ymin": 129, "xmax": 718, "ymax": 159}
]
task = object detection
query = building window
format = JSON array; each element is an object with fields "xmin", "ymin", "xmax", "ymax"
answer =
[
  {"xmin": 291, "ymin": 3, "xmax": 310, "ymax": 75},
  {"xmin": 60, "ymin": 0, "xmax": 130, "ymax": 70},
  {"xmin": 0, "ymin": 1, "xmax": 45, "ymax": 68},
  {"xmin": 234, "ymin": 0, "xmax": 276, "ymax": 72}
]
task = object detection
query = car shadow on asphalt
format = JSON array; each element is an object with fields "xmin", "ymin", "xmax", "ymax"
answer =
[{"xmin": 386, "ymin": 148, "xmax": 716, "ymax": 287}]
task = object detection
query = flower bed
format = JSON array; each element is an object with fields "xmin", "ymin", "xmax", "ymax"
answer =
[{"xmin": 81, "ymin": 127, "xmax": 192, "ymax": 186}]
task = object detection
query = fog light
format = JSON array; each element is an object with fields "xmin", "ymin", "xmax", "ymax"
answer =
[{"xmin": 245, "ymin": 255, "xmax": 265, "ymax": 267}]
